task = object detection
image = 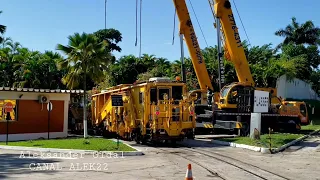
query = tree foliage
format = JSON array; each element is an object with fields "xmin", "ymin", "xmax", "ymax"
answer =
[
  {"xmin": 275, "ymin": 17, "xmax": 320, "ymax": 49},
  {"xmin": 1, "ymin": 15, "xmax": 320, "ymax": 96},
  {"xmin": 0, "ymin": 38, "xmax": 67, "ymax": 88},
  {"xmin": 93, "ymin": 28, "xmax": 122, "ymax": 53},
  {"xmin": 0, "ymin": 11, "xmax": 6, "ymax": 43}
]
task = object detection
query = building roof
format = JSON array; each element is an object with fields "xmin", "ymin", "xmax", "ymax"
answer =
[{"xmin": 0, "ymin": 87, "xmax": 84, "ymax": 94}]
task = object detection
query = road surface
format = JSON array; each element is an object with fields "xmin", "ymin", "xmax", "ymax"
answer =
[{"xmin": 0, "ymin": 137, "xmax": 319, "ymax": 180}]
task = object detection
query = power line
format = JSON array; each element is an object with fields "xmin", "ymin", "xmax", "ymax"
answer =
[
  {"xmin": 135, "ymin": 0, "xmax": 138, "ymax": 46},
  {"xmin": 231, "ymin": 0, "xmax": 251, "ymax": 46},
  {"xmin": 139, "ymin": 0, "xmax": 142, "ymax": 58},
  {"xmin": 104, "ymin": 0, "xmax": 107, "ymax": 30},
  {"xmin": 187, "ymin": 0, "xmax": 209, "ymax": 48},
  {"xmin": 172, "ymin": 8, "xmax": 177, "ymax": 45}
]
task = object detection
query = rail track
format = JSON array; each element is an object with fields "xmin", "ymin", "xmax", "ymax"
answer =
[{"xmin": 156, "ymin": 146, "xmax": 291, "ymax": 180}]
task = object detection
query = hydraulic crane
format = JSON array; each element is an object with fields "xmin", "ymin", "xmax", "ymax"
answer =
[
  {"xmin": 208, "ymin": 0, "xmax": 308, "ymax": 133},
  {"xmin": 173, "ymin": 0, "xmax": 212, "ymax": 91},
  {"xmin": 173, "ymin": 0, "xmax": 308, "ymax": 135},
  {"xmin": 211, "ymin": 0, "xmax": 254, "ymax": 86},
  {"xmin": 173, "ymin": 0, "xmax": 218, "ymax": 133}
]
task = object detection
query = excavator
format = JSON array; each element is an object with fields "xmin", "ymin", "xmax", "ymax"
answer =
[{"xmin": 173, "ymin": 0, "xmax": 309, "ymax": 135}]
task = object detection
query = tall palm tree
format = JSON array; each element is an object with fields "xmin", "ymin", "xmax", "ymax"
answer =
[
  {"xmin": 0, "ymin": 11, "xmax": 6, "ymax": 43},
  {"xmin": 275, "ymin": 17, "xmax": 320, "ymax": 50},
  {"xmin": 56, "ymin": 32, "xmax": 111, "ymax": 138}
]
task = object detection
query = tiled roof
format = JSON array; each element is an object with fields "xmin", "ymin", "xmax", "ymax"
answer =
[{"xmin": 0, "ymin": 87, "xmax": 84, "ymax": 94}]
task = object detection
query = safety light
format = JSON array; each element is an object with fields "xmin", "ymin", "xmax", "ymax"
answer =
[
  {"xmin": 155, "ymin": 106, "xmax": 160, "ymax": 116},
  {"xmin": 190, "ymin": 110, "xmax": 194, "ymax": 115},
  {"xmin": 189, "ymin": 106, "xmax": 194, "ymax": 115}
]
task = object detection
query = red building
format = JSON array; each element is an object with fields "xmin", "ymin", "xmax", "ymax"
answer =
[{"xmin": 0, "ymin": 88, "xmax": 84, "ymax": 141}]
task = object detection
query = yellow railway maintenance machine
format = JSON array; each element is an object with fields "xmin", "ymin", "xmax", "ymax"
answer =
[{"xmin": 91, "ymin": 77, "xmax": 196, "ymax": 144}]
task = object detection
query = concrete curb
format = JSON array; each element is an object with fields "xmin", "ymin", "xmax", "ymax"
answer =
[
  {"xmin": 211, "ymin": 140, "xmax": 261, "ymax": 152},
  {"xmin": 211, "ymin": 129, "xmax": 320, "ymax": 154},
  {"xmin": 272, "ymin": 129, "xmax": 320, "ymax": 153},
  {"xmin": 0, "ymin": 145, "xmax": 144, "ymax": 156}
]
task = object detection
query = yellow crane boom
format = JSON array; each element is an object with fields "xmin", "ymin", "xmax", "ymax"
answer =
[
  {"xmin": 212, "ymin": 0, "xmax": 254, "ymax": 86},
  {"xmin": 173, "ymin": 0, "xmax": 213, "ymax": 91}
]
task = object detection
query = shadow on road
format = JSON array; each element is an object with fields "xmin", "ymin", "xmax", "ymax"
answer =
[
  {"xmin": 0, "ymin": 153, "xmax": 61, "ymax": 179},
  {"xmin": 296, "ymin": 130, "xmax": 316, "ymax": 135},
  {"xmin": 126, "ymin": 138, "xmax": 228, "ymax": 149},
  {"xmin": 286, "ymin": 139, "xmax": 320, "ymax": 152}
]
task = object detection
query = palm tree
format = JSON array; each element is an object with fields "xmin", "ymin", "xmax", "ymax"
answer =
[
  {"xmin": 6, "ymin": 41, "xmax": 22, "ymax": 54},
  {"xmin": 0, "ymin": 11, "xmax": 6, "ymax": 43},
  {"xmin": 1, "ymin": 37, "xmax": 12, "ymax": 48},
  {"xmin": 56, "ymin": 32, "xmax": 111, "ymax": 138},
  {"xmin": 275, "ymin": 17, "xmax": 320, "ymax": 50}
]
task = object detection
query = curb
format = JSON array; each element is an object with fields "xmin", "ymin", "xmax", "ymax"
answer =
[
  {"xmin": 0, "ymin": 138, "xmax": 144, "ymax": 156},
  {"xmin": 109, "ymin": 138, "xmax": 144, "ymax": 154},
  {"xmin": 211, "ymin": 129, "xmax": 320, "ymax": 154},
  {"xmin": 0, "ymin": 145, "xmax": 144, "ymax": 156},
  {"xmin": 272, "ymin": 129, "xmax": 320, "ymax": 153},
  {"xmin": 211, "ymin": 140, "xmax": 261, "ymax": 152}
]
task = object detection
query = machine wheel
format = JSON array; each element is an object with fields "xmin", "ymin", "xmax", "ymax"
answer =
[
  {"xmin": 186, "ymin": 129, "xmax": 195, "ymax": 139},
  {"xmin": 141, "ymin": 135, "xmax": 147, "ymax": 145},
  {"xmin": 287, "ymin": 120, "xmax": 299, "ymax": 133},
  {"xmin": 134, "ymin": 130, "xmax": 141, "ymax": 144},
  {"xmin": 170, "ymin": 140, "xmax": 177, "ymax": 147}
]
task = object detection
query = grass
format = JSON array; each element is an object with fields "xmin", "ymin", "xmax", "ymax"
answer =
[
  {"xmin": 218, "ymin": 133, "xmax": 303, "ymax": 149},
  {"xmin": 217, "ymin": 119, "xmax": 320, "ymax": 149},
  {"xmin": 0, "ymin": 137, "xmax": 136, "ymax": 152},
  {"xmin": 301, "ymin": 124, "xmax": 320, "ymax": 131}
]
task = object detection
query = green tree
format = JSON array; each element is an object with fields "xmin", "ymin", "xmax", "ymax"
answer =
[
  {"xmin": 0, "ymin": 11, "xmax": 6, "ymax": 43},
  {"xmin": 275, "ymin": 17, "xmax": 320, "ymax": 50},
  {"xmin": 93, "ymin": 28, "xmax": 122, "ymax": 53},
  {"xmin": 56, "ymin": 32, "xmax": 111, "ymax": 138},
  {"xmin": 137, "ymin": 57, "xmax": 171, "ymax": 81},
  {"xmin": 1, "ymin": 37, "xmax": 12, "ymax": 48}
]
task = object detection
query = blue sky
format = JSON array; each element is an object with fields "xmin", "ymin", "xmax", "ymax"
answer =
[{"xmin": 1, "ymin": 0, "xmax": 319, "ymax": 61}]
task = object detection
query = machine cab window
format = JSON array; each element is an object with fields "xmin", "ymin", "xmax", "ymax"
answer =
[
  {"xmin": 159, "ymin": 88, "xmax": 170, "ymax": 100},
  {"xmin": 150, "ymin": 88, "xmax": 157, "ymax": 104}
]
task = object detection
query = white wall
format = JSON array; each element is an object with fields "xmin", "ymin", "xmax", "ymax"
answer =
[
  {"xmin": 0, "ymin": 91, "xmax": 70, "ymax": 101},
  {"xmin": 276, "ymin": 75, "xmax": 320, "ymax": 100},
  {"xmin": 0, "ymin": 132, "xmax": 66, "ymax": 142},
  {"xmin": 0, "ymin": 91, "xmax": 71, "ymax": 141}
]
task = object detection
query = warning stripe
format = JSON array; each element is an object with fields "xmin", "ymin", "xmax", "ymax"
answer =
[
  {"xmin": 201, "ymin": 123, "xmax": 214, "ymax": 128},
  {"xmin": 217, "ymin": 112, "xmax": 298, "ymax": 117}
]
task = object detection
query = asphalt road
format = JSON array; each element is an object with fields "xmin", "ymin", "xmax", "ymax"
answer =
[{"xmin": 0, "ymin": 137, "xmax": 319, "ymax": 180}]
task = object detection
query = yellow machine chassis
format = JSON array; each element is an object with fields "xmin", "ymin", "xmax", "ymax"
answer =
[{"xmin": 91, "ymin": 80, "xmax": 196, "ymax": 143}]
